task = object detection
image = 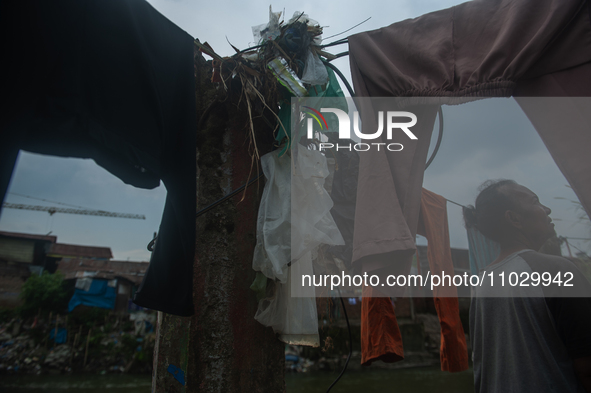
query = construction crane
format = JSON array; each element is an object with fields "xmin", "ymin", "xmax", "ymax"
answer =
[{"xmin": 2, "ymin": 203, "xmax": 145, "ymax": 220}]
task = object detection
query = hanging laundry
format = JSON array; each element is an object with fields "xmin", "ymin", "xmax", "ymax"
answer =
[
  {"xmin": 361, "ymin": 286, "xmax": 404, "ymax": 366},
  {"xmin": 466, "ymin": 227, "xmax": 500, "ymax": 275},
  {"xmin": 361, "ymin": 189, "xmax": 469, "ymax": 372},
  {"xmin": 347, "ymin": 0, "xmax": 591, "ymax": 283},
  {"xmin": 2, "ymin": 0, "xmax": 197, "ymax": 316},
  {"xmin": 325, "ymin": 135, "xmax": 359, "ymax": 270},
  {"xmin": 349, "ymin": 0, "xmax": 591, "ymax": 372},
  {"xmin": 417, "ymin": 189, "xmax": 468, "ymax": 372}
]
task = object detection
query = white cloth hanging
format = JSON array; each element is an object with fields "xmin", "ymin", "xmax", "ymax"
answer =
[{"xmin": 252, "ymin": 146, "xmax": 344, "ymax": 346}]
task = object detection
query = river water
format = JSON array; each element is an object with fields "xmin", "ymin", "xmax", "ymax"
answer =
[{"xmin": 0, "ymin": 366, "xmax": 474, "ymax": 392}]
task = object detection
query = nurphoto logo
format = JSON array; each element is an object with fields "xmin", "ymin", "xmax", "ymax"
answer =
[{"xmin": 303, "ymin": 106, "xmax": 418, "ymax": 152}]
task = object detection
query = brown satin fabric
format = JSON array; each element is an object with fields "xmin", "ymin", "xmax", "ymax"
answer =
[
  {"xmin": 352, "ymin": 0, "xmax": 591, "ymax": 374},
  {"xmin": 349, "ymin": 0, "xmax": 591, "ymax": 270},
  {"xmin": 348, "ymin": 0, "xmax": 588, "ymax": 100},
  {"xmin": 515, "ymin": 66, "xmax": 591, "ymax": 220}
]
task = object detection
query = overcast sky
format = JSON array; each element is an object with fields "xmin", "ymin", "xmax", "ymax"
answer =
[{"xmin": 1, "ymin": 0, "xmax": 589, "ymax": 261}]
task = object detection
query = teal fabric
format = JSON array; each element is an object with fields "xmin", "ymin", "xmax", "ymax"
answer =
[
  {"xmin": 467, "ymin": 227, "xmax": 500, "ymax": 274},
  {"xmin": 276, "ymin": 66, "xmax": 348, "ymax": 156}
]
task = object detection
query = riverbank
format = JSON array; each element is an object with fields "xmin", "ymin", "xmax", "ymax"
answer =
[
  {"xmin": 1, "ymin": 307, "xmax": 468, "ymax": 377},
  {"xmin": 0, "ymin": 309, "xmax": 155, "ymax": 376}
]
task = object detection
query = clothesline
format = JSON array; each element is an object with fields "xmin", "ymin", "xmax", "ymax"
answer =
[{"xmin": 445, "ymin": 198, "xmax": 466, "ymax": 209}]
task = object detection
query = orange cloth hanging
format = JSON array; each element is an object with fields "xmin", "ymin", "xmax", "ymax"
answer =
[
  {"xmin": 360, "ymin": 286, "xmax": 404, "ymax": 365},
  {"xmin": 360, "ymin": 188, "xmax": 469, "ymax": 372},
  {"xmin": 417, "ymin": 188, "xmax": 468, "ymax": 372}
]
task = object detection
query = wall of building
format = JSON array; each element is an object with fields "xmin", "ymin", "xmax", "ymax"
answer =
[
  {"xmin": 0, "ymin": 238, "xmax": 34, "ymax": 264},
  {"xmin": 0, "ymin": 261, "xmax": 30, "ymax": 308}
]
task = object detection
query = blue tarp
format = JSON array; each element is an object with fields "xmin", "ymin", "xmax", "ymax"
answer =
[
  {"xmin": 49, "ymin": 327, "xmax": 67, "ymax": 344},
  {"xmin": 68, "ymin": 279, "xmax": 116, "ymax": 312}
]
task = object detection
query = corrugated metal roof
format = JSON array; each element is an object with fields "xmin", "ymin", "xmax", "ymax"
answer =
[
  {"xmin": 48, "ymin": 243, "xmax": 113, "ymax": 259},
  {"xmin": 0, "ymin": 231, "xmax": 57, "ymax": 243},
  {"xmin": 57, "ymin": 258, "xmax": 149, "ymax": 285}
]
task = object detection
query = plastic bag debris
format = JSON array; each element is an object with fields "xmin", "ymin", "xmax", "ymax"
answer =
[
  {"xmin": 291, "ymin": 147, "xmax": 344, "ymax": 261},
  {"xmin": 252, "ymin": 5, "xmax": 282, "ymax": 44},
  {"xmin": 268, "ymin": 57, "xmax": 308, "ymax": 97},
  {"xmin": 301, "ymin": 49, "xmax": 329, "ymax": 86},
  {"xmin": 254, "ymin": 251, "xmax": 320, "ymax": 347},
  {"xmin": 252, "ymin": 146, "xmax": 343, "ymax": 346},
  {"xmin": 167, "ymin": 364, "xmax": 186, "ymax": 386},
  {"xmin": 252, "ymin": 147, "xmax": 344, "ymax": 282},
  {"xmin": 252, "ymin": 149, "xmax": 292, "ymax": 283},
  {"xmin": 287, "ymin": 12, "xmax": 322, "ymax": 46}
]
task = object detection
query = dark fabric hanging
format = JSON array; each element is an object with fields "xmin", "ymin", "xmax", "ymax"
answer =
[{"xmin": 1, "ymin": 0, "xmax": 197, "ymax": 316}]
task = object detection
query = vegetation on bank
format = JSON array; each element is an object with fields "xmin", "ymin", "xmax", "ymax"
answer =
[{"xmin": 0, "ymin": 273, "xmax": 155, "ymax": 375}]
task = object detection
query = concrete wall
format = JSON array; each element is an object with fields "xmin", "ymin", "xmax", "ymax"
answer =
[
  {"xmin": 152, "ymin": 53, "xmax": 284, "ymax": 393},
  {"xmin": 0, "ymin": 238, "xmax": 34, "ymax": 263}
]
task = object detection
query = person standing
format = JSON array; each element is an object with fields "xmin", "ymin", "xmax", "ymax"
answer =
[{"xmin": 465, "ymin": 179, "xmax": 591, "ymax": 392}]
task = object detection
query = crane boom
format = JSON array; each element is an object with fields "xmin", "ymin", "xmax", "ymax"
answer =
[{"xmin": 2, "ymin": 203, "xmax": 145, "ymax": 220}]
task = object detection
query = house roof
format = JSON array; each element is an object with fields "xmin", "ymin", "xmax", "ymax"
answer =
[
  {"xmin": 48, "ymin": 243, "xmax": 113, "ymax": 259},
  {"xmin": 57, "ymin": 258, "xmax": 149, "ymax": 285},
  {"xmin": 0, "ymin": 231, "xmax": 57, "ymax": 243}
]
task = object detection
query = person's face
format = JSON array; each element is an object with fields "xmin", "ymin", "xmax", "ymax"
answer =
[{"xmin": 503, "ymin": 184, "xmax": 555, "ymax": 249}]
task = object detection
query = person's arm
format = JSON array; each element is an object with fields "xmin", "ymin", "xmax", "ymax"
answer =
[{"xmin": 574, "ymin": 356, "xmax": 591, "ymax": 392}]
